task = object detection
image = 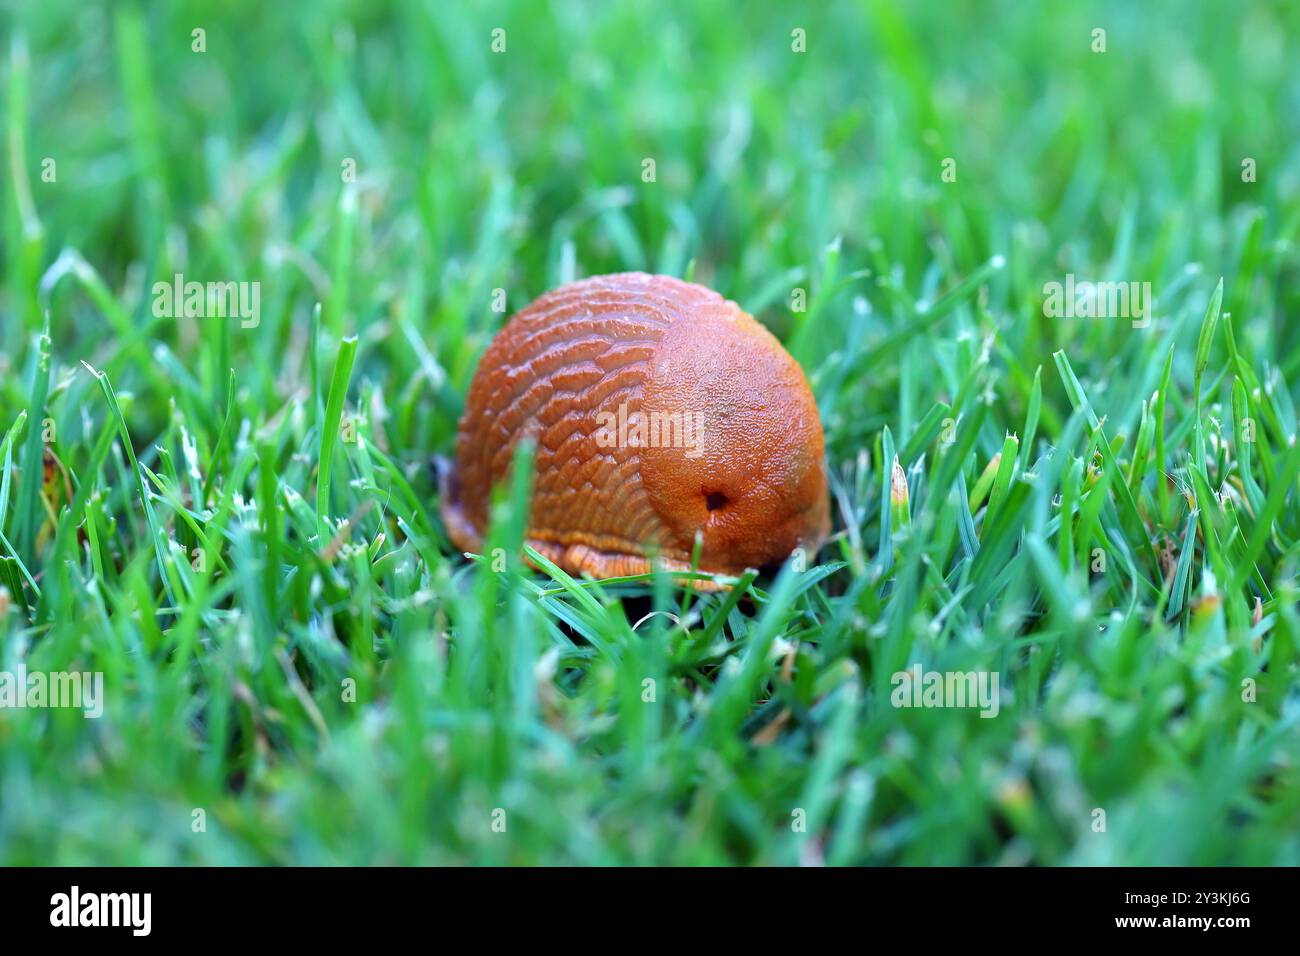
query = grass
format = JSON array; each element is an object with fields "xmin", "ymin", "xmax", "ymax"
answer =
[{"xmin": 1, "ymin": 0, "xmax": 1298, "ymax": 865}]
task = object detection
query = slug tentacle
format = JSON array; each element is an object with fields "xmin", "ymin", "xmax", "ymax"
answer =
[{"xmin": 441, "ymin": 272, "xmax": 830, "ymax": 585}]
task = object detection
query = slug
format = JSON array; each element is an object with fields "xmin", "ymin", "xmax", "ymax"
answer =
[{"xmin": 440, "ymin": 272, "xmax": 830, "ymax": 583}]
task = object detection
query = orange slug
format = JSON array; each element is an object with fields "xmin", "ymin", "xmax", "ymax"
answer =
[{"xmin": 440, "ymin": 272, "xmax": 830, "ymax": 583}]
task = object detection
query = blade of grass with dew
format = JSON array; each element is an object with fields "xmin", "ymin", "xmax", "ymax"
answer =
[{"xmin": 316, "ymin": 335, "xmax": 358, "ymax": 534}]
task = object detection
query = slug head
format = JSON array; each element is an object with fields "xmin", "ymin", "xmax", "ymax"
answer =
[{"xmin": 639, "ymin": 304, "xmax": 830, "ymax": 574}]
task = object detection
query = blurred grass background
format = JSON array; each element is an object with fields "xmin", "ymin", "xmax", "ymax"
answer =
[{"xmin": 1, "ymin": 0, "xmax": 1298, "ymax": 864}]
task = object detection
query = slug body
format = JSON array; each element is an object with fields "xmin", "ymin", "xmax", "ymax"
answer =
[{"xmin": 441, "ymin": 273, "xmax": 830, "ymax": 582}]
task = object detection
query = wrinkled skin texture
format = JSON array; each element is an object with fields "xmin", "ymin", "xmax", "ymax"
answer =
[{"xmin": 441, "ymin": 272, "xmax": 830, "ymax": 583}]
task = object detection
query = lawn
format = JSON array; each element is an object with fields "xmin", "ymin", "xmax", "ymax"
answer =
[{"xmin": 1, "ymin": 0, "xmax": 1298, "ymax": 865}]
